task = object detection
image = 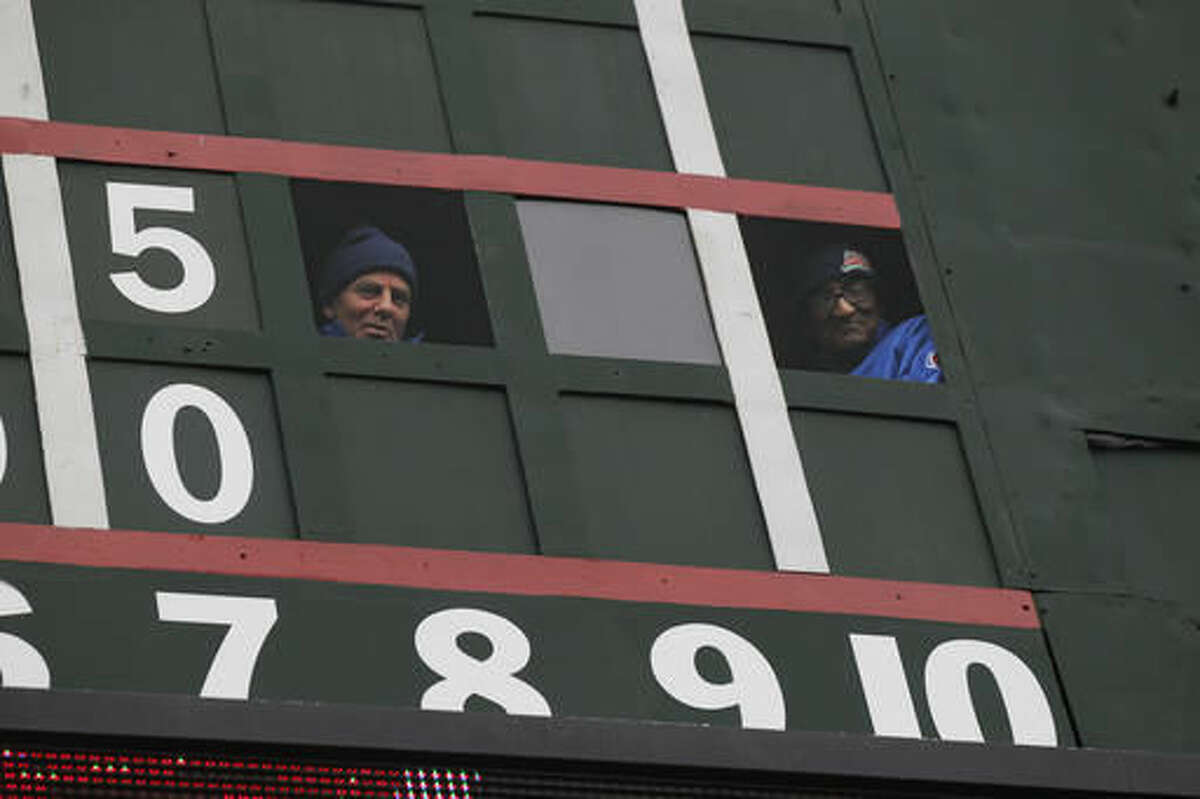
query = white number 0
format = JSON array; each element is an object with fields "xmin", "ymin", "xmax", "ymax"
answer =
[
  {"xmin": 106, "ymin": 181, "xmax": 216, "ymax": 314},
  {"xmin": 156, "ymin": 592, "xmax": 277, "ymax": 700},
  {"xmin": 141, "ymin": 383, "xmax": 254, "ymax": 524}
]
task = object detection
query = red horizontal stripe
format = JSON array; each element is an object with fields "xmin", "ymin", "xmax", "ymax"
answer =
[
  {"xmin": 0, "ymin": 117, "xmax": 900, "ymax": 228},
  {"xmin": 0, "ymin": 523, "xmax": 1036, "ymax": 628}
]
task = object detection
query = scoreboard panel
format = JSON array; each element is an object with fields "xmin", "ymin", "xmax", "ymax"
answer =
[{"xmin": 1, "ymin": 0, "xmax": 1199, "ymax": 792}]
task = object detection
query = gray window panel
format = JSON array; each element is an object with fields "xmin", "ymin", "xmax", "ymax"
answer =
[
  {"xmin": 793, "ymin": 411, "xmax": 997, "ymax": 585},
  {"xmin": 89, "ymin": 362, "xmax": 296, "ymax": 538},
  {"xmin": 0, "ymin": 356, "xmax": 51, "ymax": 523},
  {"xmin": 518, "ymin": 201, "xmax": 722, "ymax": 365},
  {"xmin": 328, "ymin": 378, "xmax": 536, "ymax": 554},
  {"xmin": 693, "ymin": 36, "xmax": 888, "ymax": 191},
  {"xmin": 562, "ymin": 395, "xmax": 772, "ymax": 569},
  {"xmin": 478, "ymin": 15, "xmax": 672, "ymax": 169}
]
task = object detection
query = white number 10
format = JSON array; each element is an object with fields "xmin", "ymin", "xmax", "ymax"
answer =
[{"xmin": 106, "ymin": 182, "xmax": 216, "ymax": 314}]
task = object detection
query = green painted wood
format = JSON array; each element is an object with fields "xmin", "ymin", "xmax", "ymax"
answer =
[
  {"xmin": 843, "ymin": 0, "xmax": 1030, "ymax": 588},
  {"xmin": 0, "ymin": 173, "xmax": 27, "ymax": 351},
  {"xmin": 684, "ymin": 0, "xmax": 843, "ymax": 44},
  {"xmin": 561, "ymin": 394, "xmax": 773, "ymax": 569},
  {"xmin": 206, "ymin": 0, "xmax": 451, "ymax": 150},
  {"xmin": 88, "ymin": 361, "xmax": 297, "ymax": 538},
  {"xmin": 1038, "ymin": 592, "xmax": 1200, "ymax": 754},
  {"xmin": 236, "ymin": 174, "xmax": 354, "ymax": 541},
  {"xmin": 35, "ymin": 0, "xmax": 226, "ymax": 133},
  {"xmin": 326, "ymin": 377, "xmax": 537, "ymax": 553},
  {"xmin": 476, "ymin": 14, "xmax": 673, "ymax": 169},
  {"xmin": 0, "ymin": 357, "xmax": 51, "ymax": 523},
  {"xmin": 1090, "ymin": 441, "xmax": 1200, "ymax": 607},
  {"xmin": 474, "ymin": 0, "xmax": 635, "ymax": 27},
  {"xmin": 792, "ymin": 411, "xmax": 997, "ymax": 585},
  {"xmin": 693, "ymin": 36, "xmax": 888, "ymax": 190},
  {"xmin": 57, "ymin": 163, "xmax": 260, "ymax": 331},
  {"xmin": 422, "ymin": 0, "xmax": 499, "ymax": 155},
  {"xmin": 0, "ymin": 559, "xmax": 1072, "ymax": 744},
  {"xmin": 459, "ymin": 192, "xmax": 586, "ymax": 557}
]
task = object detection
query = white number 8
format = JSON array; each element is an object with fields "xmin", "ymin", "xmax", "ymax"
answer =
[
  {"xmin": 106, "ymin": 181, "xmax": 216, "ymax": 314},
  {"xmin": 415, "ymin": 608, "xmax": 551, "ymax": 716}
]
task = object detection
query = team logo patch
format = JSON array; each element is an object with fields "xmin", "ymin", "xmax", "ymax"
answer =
[
  {"xmin": 925, "ymin": 350, "xmax": 940, "ymax": 370},
  {"xmin": 840, "ymin": 249, "xmax": 871, "ymax": 276}
]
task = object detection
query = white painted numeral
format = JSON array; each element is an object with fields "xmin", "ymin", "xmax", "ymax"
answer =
[
  {"xmin": 849, "ymin": 634, "xmax": 921, "ymax": 738},
  {"xmin": 415, "ymin": 608, "xmax": 551, "ymax": 716},
  {"xmin": 0, "ymin": 581, "xmax": 50, "ymax": 689},
  {"xmin": 141, "ymin": 383, "xmax": 254, "ymax": 524},
  {"xmin": 106, "ymin": 182, "xmax": 216, "ymax": 313},
  {"xmin": 650, "ymin": 623, "xmax": 785, "ymax": 730},
  {"xmin": 925, "ymin": 639, "xmax": 1057, "ymax": 747},
  {"xmin": 0, "ymin": 414, "xmax": 7, "ymax": 485},
  {"xmin": 851, "ymin": 634, "xmax": 1057, "ymax": 746},
  {"xmin": 155, "ymin": 592, "xmax": 277, "ymax": 700}
]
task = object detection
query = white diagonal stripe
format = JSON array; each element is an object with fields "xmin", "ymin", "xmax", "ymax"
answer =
[
  {"xmin": 635, "ymin": 0, "xmax": 828, "ymax": 572},
  {"xmin": 1, "ymin": 0, "xmax": 109, "ymax": 528}
]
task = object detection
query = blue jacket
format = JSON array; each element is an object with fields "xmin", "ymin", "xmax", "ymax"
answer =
[{"xmin": 851, "ymin": 315, "xmax": 942, "ymax": 383}]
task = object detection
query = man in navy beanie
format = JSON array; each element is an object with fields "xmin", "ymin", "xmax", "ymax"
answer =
[{"xmin": 316, "ymin": 226, "xmax": 419, "ymax": 342}]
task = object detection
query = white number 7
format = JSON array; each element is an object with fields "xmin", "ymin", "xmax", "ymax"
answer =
[
  {"xmin": 106, "ymin": 182, "xmax": 216, "ymax": 313},
  {"xmin": 156, "ymin": 592, "xmax": 277, "ymax": 700}
]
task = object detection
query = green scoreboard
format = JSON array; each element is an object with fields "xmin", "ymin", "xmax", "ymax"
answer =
[{"xmin": 0, "ymin": 0, "xmax": 1197, "ymax": 796}]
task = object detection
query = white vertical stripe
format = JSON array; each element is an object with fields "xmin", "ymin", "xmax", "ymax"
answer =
[
  {"xmin": 635, "ymin": 0, "xmax": 828, "ymax": 572},
  {"xmin": 1, "ymin": 0, "xmax": 109, "ymax": 528}
]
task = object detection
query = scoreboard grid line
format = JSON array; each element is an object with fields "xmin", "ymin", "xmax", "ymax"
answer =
[
  {"xmin": 0, "ymin": 117, "xmax": 901, "ymax": 228},
  {"xmin": 0, "ymin": 522, "xmax": 1038, "ymax": 628}
]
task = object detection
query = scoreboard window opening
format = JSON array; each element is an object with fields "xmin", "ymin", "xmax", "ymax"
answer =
[
  {"xmin": 291, "ymin": 180, "xmax": 494, "ymax": 348},
  {"xmin": 740, "ymin": 218, "xmax": 940, "ymax": 384}
]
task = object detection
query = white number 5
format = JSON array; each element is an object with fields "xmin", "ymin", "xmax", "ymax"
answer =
[
  {"xmin": 106, "ymin": 182, "xmax": 216, "ymax": 314},
  {"xmin": 156, "ymin": 592, "xmax": 277, "ymax": 700}
]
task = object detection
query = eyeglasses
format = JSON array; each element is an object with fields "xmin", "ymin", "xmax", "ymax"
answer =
[{"xmin": 808, "ymin": 278, "xmax": 876, "ymax": 313}]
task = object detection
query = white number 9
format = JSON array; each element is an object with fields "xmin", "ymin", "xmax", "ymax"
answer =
[
  {"xmin": 106, "ymin": 181, "xmax": 216, "ymax": 314},
  {"xmin": 650, "ymin": 623, "xmax": 785, "ymax": 730}
]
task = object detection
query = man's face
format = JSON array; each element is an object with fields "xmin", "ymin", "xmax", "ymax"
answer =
[
  {"xmin": 806, "ymin": 276, "xmax": 881, "ymax": 357},
  {"xmin": 323, "ymin": 270, "xmax": 412, "ymax": 341}
]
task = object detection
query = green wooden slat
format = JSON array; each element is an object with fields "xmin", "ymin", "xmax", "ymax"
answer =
[
  {"xmin": 794, "ymin": 411, "xmax": 998, "ymax": 585},
  {"xmin": 475, "ymin": 13, "xmax": 672, "ymax": 169},
  {"xmin": 235, "ymin": 174, "xmax": 354, "ymax": 541},
  {"xmin": 36, "ymin": 0, "xmax": 226, "ymax": 133},
  {"xmin": 460, "ymin": 192, "xmax": 587, "ymax": 556},
  {"xmin": 207, "ymin": 0, "xmax": 451, "ymax": 150},
  {"xmin": 1038, "ymin": 592, "xmax": 1196, "ymax": 753},
  {"xmin": 473, "ymin": 0, "xmax": 635, "ymax": 27},
  {"xmin": 684, "ymin": 0, "xmax": 845, "ymax": 45},
  {"xmin": 780, "ymin": 370, "xmax": 953, "ymax": 420},
  {"xmin": 550, "ymin": 356, "xmax": 732, "ymax": 402},
  {"xmin": 844, "ymin": 0, "xmax": 1031, "ymax": 587}
]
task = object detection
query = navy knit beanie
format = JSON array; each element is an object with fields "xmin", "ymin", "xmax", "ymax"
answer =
[{"xmin": 316, "ymin": 226, "xmax": 418, "ymax": 308}]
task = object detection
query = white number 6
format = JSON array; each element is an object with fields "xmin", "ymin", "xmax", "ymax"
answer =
[
  {"xmin": 106, "ymin": 181, "xmax": 216, "ymax": 313},
  {"xmin": 156, "ymin": 592, "xmax": 277, "ymax": 700},
  {"xmin": 0, "ymin": 581, "xmax": 50, "ymax": 689}
]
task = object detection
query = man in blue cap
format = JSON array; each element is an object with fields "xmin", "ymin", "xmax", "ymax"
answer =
[
  {"xmin": 316, "ymin": 226, "xmax": 419, "ymax": 342},
  {"xmin": 797, "ymin": 244, "xmax": 941, "ymax": 383}
]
